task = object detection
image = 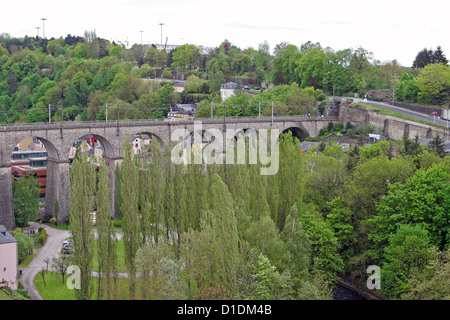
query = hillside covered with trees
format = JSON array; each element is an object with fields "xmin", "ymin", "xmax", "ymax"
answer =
[{"xmin": 0, "ymin": 32, "xmax": 449, "ymax": 125}]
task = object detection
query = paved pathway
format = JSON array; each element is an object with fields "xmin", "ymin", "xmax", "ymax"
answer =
[{"xmin": 19, "ymin": 222, "xmax": 71, "ymax": 300}]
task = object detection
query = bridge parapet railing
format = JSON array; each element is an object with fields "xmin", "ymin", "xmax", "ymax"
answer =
[{"xmin": 0, "ymin": 115, "xmax": 338, "ymax": 131}]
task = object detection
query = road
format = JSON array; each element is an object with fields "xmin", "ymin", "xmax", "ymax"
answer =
[
  {"xmin": 19, "ymin": 222, "xmax": 71, "ymax": 300},
  {"xmin": 360, "ymin": 99, "xmax": 450, "ymax": 129}
]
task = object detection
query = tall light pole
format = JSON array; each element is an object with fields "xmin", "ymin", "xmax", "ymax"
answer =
[
  {"xmin": 35, "ymin": 27, "xmax": 40, "ymax": 38},
  {"xmin": 392, "ymin": 75, "xmax": 397, "ymax": 106},
  {"xmin": 158, "ymin": 23, "xmax": 164, "ymax": 46},
  {"xmin": 41, "ymin": 18, "xmax": 47, "ymax": 38},
  {"xmin": 139, "ymin": 30, "xmax": 144, "ymax": 45}
]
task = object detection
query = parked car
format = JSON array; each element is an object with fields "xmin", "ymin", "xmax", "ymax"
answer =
[
  {"xmin": 243, "ymin": 86, "xmax": 250, "ymax": 90},
  {"xmin": 253, "ymin": 87, "xmax": 260, "ymax": 90},
  {"xmin": 62, "ymin": 239, "xmax": 73, "ymax": 246}
]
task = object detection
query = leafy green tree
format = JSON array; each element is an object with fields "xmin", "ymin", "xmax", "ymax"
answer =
[
  {"xmin": 281, "ymin": 204, "xmax": 311, "ymax": 283},
  {"xmin": 12, "ymin": 173, "xmax": 40, "ymax": 228},
  {"xmin": 249, "ymin": 252, "xmax": 294, "ymax": 300},
  {"xmin": 140, "ymin": 64, "xmax": 155, "ymax": 78},
  {"xmin": 184, "ymin": 75, "xmax": 207, "ymax": 93},
  {"xmin": 403, "ymin": 248, "xmax": 450, "ymax": 300},
  {"xmin": 428, "ymin": 134, "xmax": 446, "ymax": 158},
  {"xmin": 84, "ymin": 30, "xmax": 99, "ymax": 60},
  {"xmin": 14, "ymin": 232, "xmax": 34, "ymax": 262},
  {"xmin": 298, "ymin": 203, "xmax": 343, "ymax": 284},
  {"xmin": 381, "ymin": 224, "xmax": 432, "ymax": 299},
  {"xmin": 181, "ymin": 174, "xmax": 241, "ymax": 296},
  {"xmin": 326, "ymin": 197, "xmax": 356, "ymax": 270},
  {"xmin": 348, "ymin": 47, "xmax": 376, "ymax": 93},
  {"xmin": 304, "ymin": 153, "xmax": 347, "ymax": 209},
  {"xmin": 294, "ymin": 48, "xmax": 328, "ymax": 88},
  {"xmin": 377, "ymin": 60, "xmax": 403, "ymax": 88},
  {"xmin": 415, "ymin": 63, "xmax": 450, "ymax": 105},
  {"xmin": 171, "ymin": 44, "xmax": 200, "ymax": 71},
  {"xmin": 208, "ymin": 71, "xmax": 225, "ymax": 93},
  {"xmin": 135, "ymin": 242, "xmax": 187, "ymax": 299},
  {"xmin": 369, "ymin": 163, "xmax": 450, "ymax": 259},
  {"xmin": 95, "ymin": 158, "xmax": 117, "ymax": 300},
  {"xmin": 70, "ymin": 143, "xmax": 96, "ymax": 300},
  {"xmin": 244, "ymin": 215, "xmax": 288, "ymax": 271},
  {"xmin": 120, "ymin": 137, "xmax": 141, "ymax": 300}
]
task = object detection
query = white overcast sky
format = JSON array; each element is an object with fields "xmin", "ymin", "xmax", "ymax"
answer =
[{"xmin": 2, "ymin": 0, "xmax": 449, "ymax": 67}]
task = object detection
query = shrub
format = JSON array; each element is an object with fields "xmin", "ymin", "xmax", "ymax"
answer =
[
  {"xmin": 14, "ymin": 233, "xmax": 34, "ymax": 262},
  {"xmin": 162, "ymin": 70, "xmax": 172, "ymax": 79},
  {"xmin": 39, "ymin": 228, "xmax": 47, "ymax": 245},
  {"xmin": 333, "ymin": 122, "xmax": 344, "ymax": 131},
  {"xmin": 113, "ymin": 218, "xmax": 123, "ymax": 228}
]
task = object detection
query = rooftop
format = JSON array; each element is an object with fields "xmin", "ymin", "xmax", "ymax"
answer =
[
  {"xmin": 130, "ymin": 134, "xmax": 152, "ymax": 142},
  {"xmin": 221, "ymin": 82, "xmax": 238, "ymax": 89},
  {"xmin": 0, "ymin": 227, "xmax": 17, "ymax": 244}
]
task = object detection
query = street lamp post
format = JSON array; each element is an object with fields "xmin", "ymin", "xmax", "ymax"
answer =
[
  {"xmin": 159, "ymin": 23, "xmax": 164, "ymax": 46},
  {"xmin": 41, "ymin": 18, "xmax": 47, "ymax": 38},
  {"xmin": 139, "ymin": 30, "xmax": 144, "ymax": 45}
]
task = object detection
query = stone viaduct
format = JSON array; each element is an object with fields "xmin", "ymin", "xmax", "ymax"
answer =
[
  {"xmin": 2, "ymin": 104, "xmax": 448, "ymax": 230},
  {"xmin": 0, "ymin": 115, "xmax": 334, "ymax": 229}
]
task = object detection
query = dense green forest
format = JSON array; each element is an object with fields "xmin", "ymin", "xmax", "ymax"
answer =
[
  {"xmin": 0, "ymin": 33, "xmax": 449, "ymax": 124},
  {"xmin": 67, "ymin": 133, "xmax": 450, "ymax": 300}
]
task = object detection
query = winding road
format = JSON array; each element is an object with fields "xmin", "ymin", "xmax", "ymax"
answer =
[
  {"xmin": 359, "ymin": 99, "xmax": 450, "ymax": 128},
  {"xmin": 19, "ymin": 222, "xmax": 71, "ymax": 300}
]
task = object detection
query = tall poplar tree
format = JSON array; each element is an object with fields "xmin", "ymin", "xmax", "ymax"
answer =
[
  {"xmin": 70, "ymin": 143, "xmax": 96, "ymax": 300},
  {"xmin": 95, "ymin": 157, "xmax": 117, "ymax": 300},
  {"xmin": 120, "ymin": 138, "xmax": 141, "ymax": 300}
]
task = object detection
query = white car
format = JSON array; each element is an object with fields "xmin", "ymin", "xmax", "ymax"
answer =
[{"xmin": 62, "ymin": 239, "xmax": 73, "ymax": 245}]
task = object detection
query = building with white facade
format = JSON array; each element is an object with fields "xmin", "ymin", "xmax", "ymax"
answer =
[
  {"xmin": 220, "ymin": 82, "xmax": 239, "ymax": 102},
  {"xmin": 0, "ymin": 226, "xmax": 18, "ymax": 290}
]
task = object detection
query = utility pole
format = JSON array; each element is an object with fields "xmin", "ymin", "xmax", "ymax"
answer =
[
  {"xmin": 105, "ymin": 103, "xmax": 108, "ymax": 122},
  {"xmin": 139, "ymin": 30, "xmax": 144, "ymax": 45},
  {"xmin": 60, "ymin": 106, "xmax": 63, "ymax": 139},
  {"xmin": 392, "ymin": 75, "xmax": 397, "ymax": 106},
  {"xmin": 41, "ymin": 18, "xmax": 47, "ymax": 38},
  {"xmin": 223, "ymin": 101, "xmax": 227, "ymax": 179},
  {"xmin": 447, "ymin": 106, "xmax": 449, "ymax": 128},
  {"xmin": 271, "ymin": 101, "xmax": 274, "ymax": 129},
  {"xmin": 116, "ymin": 106, "xmax": 120, "ymax": 136},
  {"xmin": 48, "ymin": 104, "xmax": 51, "ymax": 123},
  {"xmin": 36, "ymin": 27, "xmax": 40, "ymax": 38},
  {"xmin": 392, "ymin": 80, "xmax": 395, "ymax": 106}
]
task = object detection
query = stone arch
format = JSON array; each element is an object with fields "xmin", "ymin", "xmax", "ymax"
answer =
[
  {"xmin": 228, "ymin": 128, "xmax": 258, "ymax": 149},
  {"xmin": 6, "ymin": 135, "xmax": 58, "ymax": 164},
  {"xmin": 6, "ymin": 136, "xmax": 60, "ymax": 226},
  {"xmin": 281, "ymin": 126, "xmax": 309, "ymax": 141},
  {"xmin": 68, "ymin": 133, "xmax": 115, "ymax": 160}
]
